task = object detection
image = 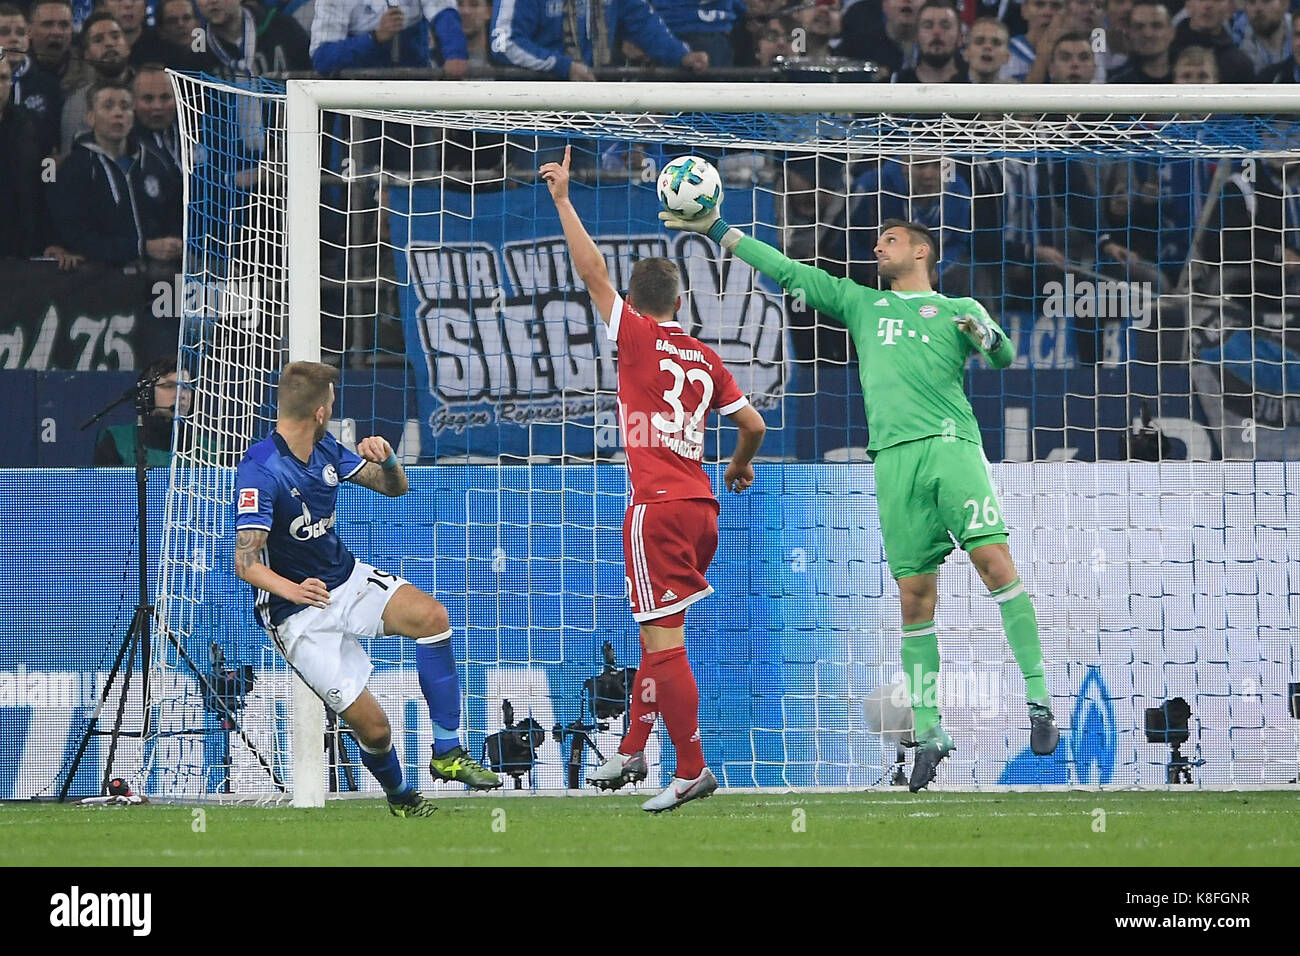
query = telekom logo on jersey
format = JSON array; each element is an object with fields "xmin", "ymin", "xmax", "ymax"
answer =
[
  {"xmin": 878, "ymin": 317, "xmax": 907, "ymax": 345},
  {"xmin": 878, "ymin": 313, "xmax": 936, "ymax": 348}
]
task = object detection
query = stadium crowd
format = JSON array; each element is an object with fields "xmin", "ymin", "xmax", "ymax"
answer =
[{"xmin": 1, "ymin": 0, "xmax": 1296, "ymax": 375}]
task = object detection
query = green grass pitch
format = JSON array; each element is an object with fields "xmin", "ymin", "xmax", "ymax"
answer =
[{"xmin": 3, "ymin": 791, "xmax": 1298, "ymax": 866}]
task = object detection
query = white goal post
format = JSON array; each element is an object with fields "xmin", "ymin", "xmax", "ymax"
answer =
[
  {"xmin": 152, "ymin": 77, "xmax": 1300, "ymax": 806},
  {"xmin": 275, "ymin": 80, "xmax": 1299, "ymax": 806}
]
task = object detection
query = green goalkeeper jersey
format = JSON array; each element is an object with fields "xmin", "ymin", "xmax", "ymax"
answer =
[{"xmin": 733, "ymin": 236, "xmax": 1015, "ymax": 454}]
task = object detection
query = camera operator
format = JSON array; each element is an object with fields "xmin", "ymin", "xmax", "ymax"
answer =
[{"xmin": 93, "ymin": 356, "xmax": 191, "ymax": 466}]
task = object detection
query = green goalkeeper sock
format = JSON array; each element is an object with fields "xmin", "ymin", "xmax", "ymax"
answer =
[
  {"xmin": 993, "ymin": 578, "xmax": 1048, "ymax": 703},
  {"xmin": 901, "ymin": 621, "xmax": 941, "ymax": 737}
]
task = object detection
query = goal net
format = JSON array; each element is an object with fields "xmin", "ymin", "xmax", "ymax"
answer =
[{"xmin": 142, "ymin": 77, "xmax": 1300, "ymax": 800}]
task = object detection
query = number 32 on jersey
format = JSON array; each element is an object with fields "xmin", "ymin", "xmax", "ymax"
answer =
[{"xmin": 652, "ymin": 357, "xmax": 714, "ymax": 444}]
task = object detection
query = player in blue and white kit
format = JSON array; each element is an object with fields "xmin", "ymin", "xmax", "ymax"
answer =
[{"xmin": 234, "ymin": 361, "xmax": 500, "ymax": 817}]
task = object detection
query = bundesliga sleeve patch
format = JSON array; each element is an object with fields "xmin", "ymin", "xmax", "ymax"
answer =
[{"xmin": 237, "ymin": 489, "xmax": 259, "ymax": 514}]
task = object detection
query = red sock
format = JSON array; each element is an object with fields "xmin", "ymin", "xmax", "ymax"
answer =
[
  {"xmin": 651, "ymin": 646, "xmax": 705, "ymax": 779},
  {"xmin": 620, "ymin": 645, "xmax": 658, "ymax": 756}
]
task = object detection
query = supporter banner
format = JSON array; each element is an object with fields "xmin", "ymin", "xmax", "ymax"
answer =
[
  {"xmin": 389, "ymin": 181, "xmax": 788, "ymax": 460},
  {"xmin": 0, "ymin": 260, "xmax": 177, "ymax": 372}
]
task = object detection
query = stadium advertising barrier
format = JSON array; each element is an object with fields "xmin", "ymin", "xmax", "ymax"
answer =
[
  {"xmin": 389, "ymin": 180, "xmax": 790, "ymax": 460},
  {"xmin": 1, "ymin": 466, "xmax": 1295, "ymax": 799}
]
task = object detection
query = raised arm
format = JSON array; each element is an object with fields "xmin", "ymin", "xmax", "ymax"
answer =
[
  {"xmin": 539, "ymin": 145, "xmax": 617, "ymax": 323},
  {"xmin": 658, "ymin": 208, "xmax": 863, "ymax": 324},
  {"xmin": 349, "ymin": 436, "xmax": 410, "ymax": 497},
  {"xmin": 234, "ymin": 528, "xmax": 331, "ymax": 609}
]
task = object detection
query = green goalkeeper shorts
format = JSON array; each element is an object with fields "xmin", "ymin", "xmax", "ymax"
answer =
[{"xmin": 873, "ymin": 436, "xmax": 1008, "ymax": 579}]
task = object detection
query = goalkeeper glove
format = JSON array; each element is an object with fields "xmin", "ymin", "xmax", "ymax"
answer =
[
  {"xmin": 954, "ymin": 312, "xmax": 1002, "ymax": 353},
  {"xmin": 657, "ymin": 209, "xmax": 743, "ymax": 249}
]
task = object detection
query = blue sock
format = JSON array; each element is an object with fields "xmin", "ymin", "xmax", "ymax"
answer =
[
  {"xmin": 357, "ymin": 742, "xmax": 407, "ymax": 797},
  {"xmin": 417, "ymin": 634, "xmax": 462, "ymax": 756}
]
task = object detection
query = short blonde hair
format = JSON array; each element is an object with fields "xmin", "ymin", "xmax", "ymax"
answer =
[{"xmin": 278, "ymin": 361, "xmax": 338, "ymax": 420}]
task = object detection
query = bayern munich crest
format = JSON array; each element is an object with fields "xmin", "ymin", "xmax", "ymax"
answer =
[{"xmin": 919, "ymin": 305, "xmax": 939, "ymax": 318}]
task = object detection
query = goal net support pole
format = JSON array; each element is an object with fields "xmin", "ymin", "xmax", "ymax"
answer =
[{"xmin": 285, "ymin": 82, "xmax": 325, "ymax": 808}]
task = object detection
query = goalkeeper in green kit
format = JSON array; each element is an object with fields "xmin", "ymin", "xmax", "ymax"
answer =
[{"xmin": 660, "ymin": 207, "xmax": 1059, "ymax": 791}]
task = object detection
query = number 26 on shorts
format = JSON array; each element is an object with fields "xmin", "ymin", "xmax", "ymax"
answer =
[{"xmin": 964, "ymin": 496, "xmax": 1001, "ymax": 531}]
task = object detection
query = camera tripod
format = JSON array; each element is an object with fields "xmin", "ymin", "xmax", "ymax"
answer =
[
  {"xmin": 1164, "ymin": 743, "xmax": 1204, "ymax": 785},
  {"xmin": 554, "ymin": 712, "xmax": 613, "ymax": 790},
  {"xmin": 873, "ymin": 745, "xmax": 909, "ymax": 787},
  {"xmin": 60, "ymin": 375, "xmax": 281, "ymax": 799}
]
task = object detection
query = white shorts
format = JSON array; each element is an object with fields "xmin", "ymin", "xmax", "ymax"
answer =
[{"xmin": 266, "ymin": 561, "xmax": 409, "ymax": 713}]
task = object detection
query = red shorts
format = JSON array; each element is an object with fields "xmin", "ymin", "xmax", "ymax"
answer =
[{"xmin": 623, "ymin": 498, "xmax": 719, "ymax": 623}]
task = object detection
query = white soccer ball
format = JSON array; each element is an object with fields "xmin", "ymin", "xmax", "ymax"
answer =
[{"xmin": 657, "ymin": 155, "xmax": 723, "ymax": 221}]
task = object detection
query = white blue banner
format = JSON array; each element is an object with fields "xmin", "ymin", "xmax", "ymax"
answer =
[{"xmin": 389, "ymin": 180, "xmax": 789, "ymax": 460}]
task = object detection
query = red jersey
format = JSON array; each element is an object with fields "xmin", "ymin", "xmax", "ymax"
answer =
[{"xmin": 607, "ymin": 295, "xmax": 748, "ymax": 505}]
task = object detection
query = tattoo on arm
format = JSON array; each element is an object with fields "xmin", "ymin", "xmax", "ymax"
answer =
[
  {"xmin": 235, "ymin": 529, "xmax": 268, "ymax": 578},
  {"xmin": 350, "ymin": 461, "xmax": 408, "ymax": 497}
]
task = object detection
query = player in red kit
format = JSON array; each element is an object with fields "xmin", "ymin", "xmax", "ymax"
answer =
[{"xmin": 540, "ymin": 146, "xmax": 767, "ymax": 812}]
